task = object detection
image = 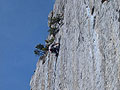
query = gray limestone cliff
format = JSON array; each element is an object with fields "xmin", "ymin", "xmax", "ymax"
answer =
[{"xmin": 30, "ymin": 0, "xmax": 120, "ymax": 90}]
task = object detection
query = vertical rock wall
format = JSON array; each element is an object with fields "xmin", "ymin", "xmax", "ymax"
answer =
[{"xmin": 30, "ymin": 0, "xmax": 120, "ymax": 90}]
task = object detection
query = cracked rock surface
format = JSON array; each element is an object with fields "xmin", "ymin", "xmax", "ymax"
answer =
[{"xmin": 30, "ymin": 0, "xmax": 120, "ymax": 90}]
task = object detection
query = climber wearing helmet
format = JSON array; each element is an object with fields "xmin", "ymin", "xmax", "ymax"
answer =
[{"xmin": 49, "ymin": 43, "xmax": 60, "ymax": 57}]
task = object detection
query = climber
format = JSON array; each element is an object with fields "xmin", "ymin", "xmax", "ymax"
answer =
[{"xmin": 49, "ymin": 43, "xmax": 60, "ymax": 57}]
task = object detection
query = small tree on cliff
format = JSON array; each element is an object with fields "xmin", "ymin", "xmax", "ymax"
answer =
[
  {"xmin": 48, "ymin": 27, "xmax": 58, "ymax": 37},
  {"xmin": 34, "ymin": 44, "xmax": 48, "ymax": 56},
  {"xmin": 49, "ymin": 13, "xmax": 64, "ymax": 26}
]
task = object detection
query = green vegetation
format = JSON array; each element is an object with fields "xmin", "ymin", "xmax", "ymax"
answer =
[
  {"xmin": 34, "ymin": 44, "xmax": 48, "ymax": 56},
  {"xmin": 34, "ymin": 12, "xmax": 63, "ymax": 60},
  {"xmin": 35, "ymin": 44, "xmax": 44, "ymax": 50},
  {"xmin": 48, "ymin": 27, "xmax": 58, "ymax": 36},
  {"xmin": 50, "ymin": 17, "xmax": 61, "ymax": 25},
  {"xmin": 48, "ymin": 13, "xmax": 64, "ymax": 37},
  {"xmin": 49, "ymin": 14, "xmax": 63, "ymax": 26},
  {"xmin": 34, "ymin": 37, "xmax": 55, "ymax": 56},
  {"xmin": 49, "ymin": 37, "xmax": 55, "ymax": 43},
  {"xmin": 45, "ymin": 37, "xmax": 55, "ymax": 46}
]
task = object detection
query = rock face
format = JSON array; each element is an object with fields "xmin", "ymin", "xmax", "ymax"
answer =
[{"xmin": 30, "ymin": 0, "xmax": 120, "ymax": 90}]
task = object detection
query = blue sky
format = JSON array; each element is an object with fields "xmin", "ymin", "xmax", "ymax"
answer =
[{"xmin": 0, "ymin": 0, "xmax": 54, "ymax": 90}]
